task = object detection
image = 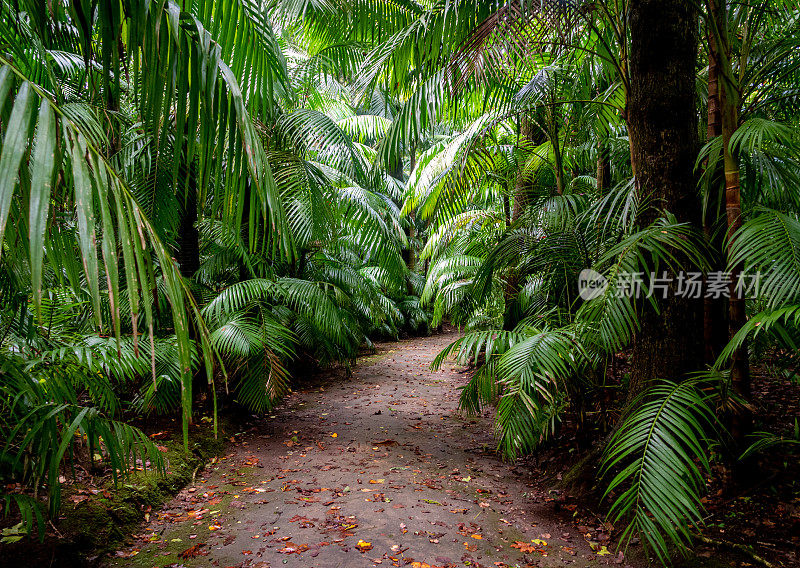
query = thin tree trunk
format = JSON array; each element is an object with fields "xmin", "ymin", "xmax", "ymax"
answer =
[
  {"xmin": 547, "ymin": 108, "xmax": 565, "ymax": 195},
  {"xmin": 405, "ymin": 145, "xmax": 417, "ymax": 273},
  {"xmin": 720, "ymin": 73, "xmax": 751, "ymax": 439},
  {"xmin": 703, "ymin": 18, "xmax": 730, "ymax": 365},
  {"xmin": 627, "ymin": 0, "xmax": 703, "ymax": 394},
  {"xmin": 239, "ymin": 179, "xmax": 251, "ymax": 282},
  {"xmin": 710, "ymin": 0, "xmax": 752, "ymax": 442},
  {"xmin": 176, "ymin": 164, "xmax": 200, "ymax": 280},
  {"xmin": 596, "ymin": 141, "xmax": 611, "ymax": 195},
  {"xmin": 175, "ymin": 159, "xmax": 199, "ymax": 427},
  {"xmin": 512, "ymin": 115, "xmax": 535, "ymax": 220},
  {"xmin": 504, "ymin": 115, "xmax": 536, "ymax": 330},
  {"xmin": 595, "ymin": 80, "xmax": 612, "ymax": 195}
]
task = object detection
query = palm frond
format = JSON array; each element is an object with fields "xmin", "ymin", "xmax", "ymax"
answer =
[{"xmin": 601, "ymin": 380, "xmax": 716, "ymax": 563}]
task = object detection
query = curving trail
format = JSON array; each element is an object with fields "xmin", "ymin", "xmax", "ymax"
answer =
[{"xmin": 110, "ymin": 331, "xmax": 624, "ymax": 568}]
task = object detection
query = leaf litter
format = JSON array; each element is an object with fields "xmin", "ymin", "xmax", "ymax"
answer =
[{"xmin": 108, "ymin": 332, "xmax": 639, "ymax": 567}]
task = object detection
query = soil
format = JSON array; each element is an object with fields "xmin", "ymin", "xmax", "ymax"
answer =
[{"xmin": 106, "ymin": 331, "xmax": 635, "ymax": 568}]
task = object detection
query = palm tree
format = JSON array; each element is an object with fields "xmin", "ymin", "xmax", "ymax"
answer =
[
  {"xmin": 1, "ymin": 0, "xmax": 798, "ymax": 562},
  {"xmin": 319, "ymin": 0, "xmax": 800, "ymax": 560}
]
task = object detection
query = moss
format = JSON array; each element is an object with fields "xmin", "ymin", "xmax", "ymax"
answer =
[
  {"xmin": 359, "ymin": 348, "xmax": 397, "ymax": 367},
  {"xmin": 6, "ymin": 422, "xmax": 227, "ymax": 566}
]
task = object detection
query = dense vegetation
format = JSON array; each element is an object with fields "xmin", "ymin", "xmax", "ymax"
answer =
[{"xmin": 0, "ymin": 0, "xmax": 798, "ymax": 563}]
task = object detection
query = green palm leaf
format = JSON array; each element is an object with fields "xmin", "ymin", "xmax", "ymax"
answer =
[{"xmin": 601, "ymin": 380, "xmax": 716, "ymax": 563}]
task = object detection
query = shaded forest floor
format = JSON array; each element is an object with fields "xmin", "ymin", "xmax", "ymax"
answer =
[
  {"xmin": 106, "ymin": 331, "xmax": 635, "ymax": 568},
  {"xmin": 5, "ymin": 331, "xmax": 796, "ymax": 567}
]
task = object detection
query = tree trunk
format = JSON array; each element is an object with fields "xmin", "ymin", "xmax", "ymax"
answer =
[
  {"xmin": 404, "ymin": 145, "xmax": 417, "ymax": 273},
  {"xmin": 596, "ymin": 141, "xmax": 611, "ymax": 195},
  {"xmin": 504, "ymin": 116, "xmax": 536, "ymax": 330},
  {"xmin": 389, "ymin": 151, "xmax": 416, "ymax": 273},
  {"xmin": 546, "ymin": 107, "xmax": 565, "ymax": 195},
  {"xmin": 703, "ymin": 19, "xmax": 730, "ymax": 365},
  {"xmin": 708, "ymin": 0, "xmax": 751, "ymax": 442},
  {"xmin": 176, "ymin": 164, "xmax": 200, "ymax": 280},
  {"xmin": 719, "ymin": 62, "xmax": 751, "ymax": 441},
  {"xmin": 512, "ymin": 115, "xmax": 536, "ymax": 220},
  {"xmin": 175, "ymin": 161, "xmax": 199, "ymax": 428},
  {"xmin": 239, "ymin": 178, "xmax": 251, "ymax": 282},
  {"xmin": 627, "ymin": 0, "xmax": 703, "ymax": 393}
]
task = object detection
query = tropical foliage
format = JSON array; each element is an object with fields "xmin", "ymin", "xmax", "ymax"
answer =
[
  {"xmin": 0, "ymin": 0, "xmax": 798, "ymax": 564},
  {"xmin": 0, "ymin": 0, "xmax": 428, "ymax": 536}
]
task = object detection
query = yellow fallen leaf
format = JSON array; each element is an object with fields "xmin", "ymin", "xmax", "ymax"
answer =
[
  {"xmin": 532, "ymin": 539, "xmax": 548, "ymax": 546},
  {"xmin": 470, "ymin": 534, "xmax": 482, "ymax": 539},
  {"xmin": 596, "ymin": 545, "xmax": 612, "ymax": 556},
  {"xmin": 356, "ymin": 539, "xmax": 373, "ymax": 552},
  {"xmin": 369, "ymin": 479, "xmax": 385, "ymax": 484},
  {"xmin": 330, "ymin": 433, "xmax": 338, "ymax": 438}
]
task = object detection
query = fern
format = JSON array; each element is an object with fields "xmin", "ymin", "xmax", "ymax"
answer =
[{"xmin": 601, "ymin": 380, "xmax": 716, "ymax": 563}]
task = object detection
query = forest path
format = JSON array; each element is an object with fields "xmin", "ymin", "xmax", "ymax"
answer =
[{"xmin": 110, "ymin": 331, "xmax": 622, "ymax": 568}]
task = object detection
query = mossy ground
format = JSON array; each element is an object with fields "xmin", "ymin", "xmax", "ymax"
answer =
[{"xmin": 1, "ymin": 420, "xmax": 226, "ymax": 566}]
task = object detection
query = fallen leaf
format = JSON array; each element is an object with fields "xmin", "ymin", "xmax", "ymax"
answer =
[
  {"xmin": 178, "ymin": 543, "xmax": 206, "ymax": 559},
  {"xmin": 595, "ymin": 545, "xmax": 612, "ymax": 556},
  {"xmin": 278, "ymin": 542, "xmax": 309, "ymax": 554},
  {"xmin": 510, "ymin": 541, "xmax": 547, "ymax": 554},
  {"xmin": 356, "ymin": 539, "xmax": 373, "ymax": 552}
]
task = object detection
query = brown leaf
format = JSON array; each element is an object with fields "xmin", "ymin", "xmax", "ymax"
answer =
[{"xmin": 178, "ymin": 543, "xmax": 207, "ymax": 559}]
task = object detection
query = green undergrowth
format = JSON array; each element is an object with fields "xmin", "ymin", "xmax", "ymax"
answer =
[{"xmin": 1, "ymin": 421, "xmax": 226, "ymax": 566}]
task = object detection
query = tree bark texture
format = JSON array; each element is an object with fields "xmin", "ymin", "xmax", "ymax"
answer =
[
  {"xmin": 627, "ymin": 0, "xmax": 703, "ymax": 391},
  {"xmin": 703, "ymin": 19, "xmax": 731, "ymax": 365}
]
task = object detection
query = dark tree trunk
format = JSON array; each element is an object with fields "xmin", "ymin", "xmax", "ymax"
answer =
[
  {"xmin": 239, "ymin": 179, "xmax": 251, "ymax": 282},
  {"xmin": 503, "ymin": 116, "xmax": 536, "ymax": 330},
  {"xmin": 405, "ymin": 216, "xmax": 416, "ymax": 272},
  {"xmin": 627, "ymin": 0, "xmax": 703, "ymax": 392},
  {"xmin": 543, "ymin": 107, "xmax": 565, "ymax": 195},
  {"xmin": 403, "ymin": 146, "xmax": 417, "ymax": 274},
  {"xmin": 596, "ymin": 141, "xmax": 611, "ymax": 195},
  {"xmin": 175, "ymin": 162, "xmax": 200, "ymax": 424},
  {"xmin": 176, "ymin": 165, "xmax": 200, "ymax": 280},
  {"xmin": 512, "ymin": 115, "xmax": 536, "ymax": 220}
]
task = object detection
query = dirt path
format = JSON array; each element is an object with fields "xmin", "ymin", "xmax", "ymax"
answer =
[{"xmin": 110, "ymin": 332, "xmax": 626, "ymax": 568}]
